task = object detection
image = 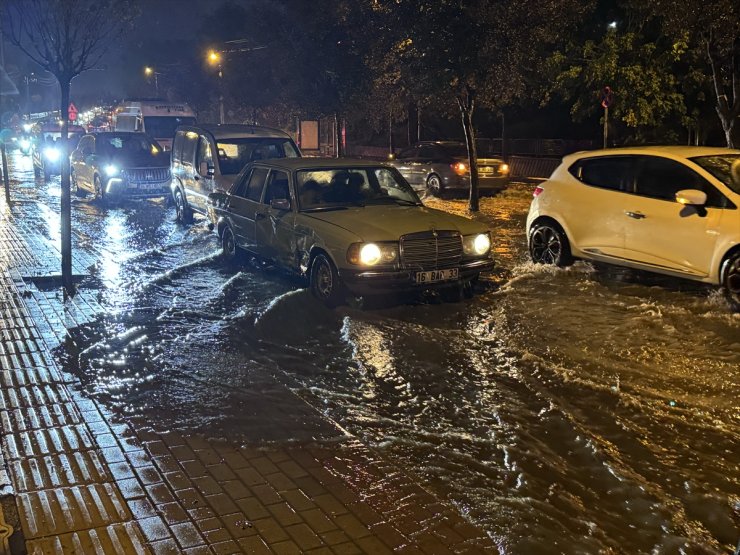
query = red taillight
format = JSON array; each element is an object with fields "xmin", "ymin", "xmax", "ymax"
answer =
[
  {"xmin": 533, "ymin": 186, "xmax": 544, "ymax": 197},
  {"xmin": 451, "ymin": 162, "xmax": 468, "ymax": 175}
]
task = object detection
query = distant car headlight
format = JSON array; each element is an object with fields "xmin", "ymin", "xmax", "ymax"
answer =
[
  {"xmin": 463, "ymin": 233, "xmax": 491, "ymax": 256},
  {"xmin": 105, "ymin": 164, "xmax": 119, "ymax": 177},
  {"xmin": 19, "ymin": 138, "xmax": 31, "ymax": 151},
  {"xmin": 500, "ymin": 163, "xmax": 510, "ymax": 174},
  {"xmin": 43, "ymin": 147, "xmax": 60, "ymax": 162},
  {"xmin": 347, "ymin": 242, "xmax": 398, "ymax": 266},
  {"xmin": 23, "ymin": 123, "xmax": 33, "ymax": 133}
]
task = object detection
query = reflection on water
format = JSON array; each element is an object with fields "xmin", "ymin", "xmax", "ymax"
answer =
[{"xmin": 11, "ymin": 162, "xmax": 734, "ymax": 554}]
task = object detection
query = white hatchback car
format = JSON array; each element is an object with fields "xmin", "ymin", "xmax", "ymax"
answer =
[{"xmin": 526, "ymin": 146, "xmax": 740, "ymax": 307}]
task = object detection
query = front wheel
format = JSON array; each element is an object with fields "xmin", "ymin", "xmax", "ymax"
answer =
[
  {"xmin": 722, "ymin": 253, "xmax": 740, "ymax": 310},
  {"xmin": 310, "ymin": 254, "xmax": 345, "ymax": 307},
  {"xmin": 94, "ymin": 175, "xmax": 106, "ymax": 205},
  {"xmin": 71, "ymin": 170, "xmax": 84, "ymax": 197},
  {"xmin": 529, "ymin": 222, "xmax": 573, "ymax": 267},
  {"xmin": 174, "ymin": 188, "xmax": 193, "ymax": 224},
  {"xmin": 221, "ymin": 226, "xmax": 239, "ymax": 260}
]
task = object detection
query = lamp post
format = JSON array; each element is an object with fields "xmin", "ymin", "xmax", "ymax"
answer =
[
  {"xmin": 144, "ymin": 66, "xmax": 161, "ymax": 97},
  {"xmin": 207, "ymin": 50, "xmax": 224, "ymax": 124}
]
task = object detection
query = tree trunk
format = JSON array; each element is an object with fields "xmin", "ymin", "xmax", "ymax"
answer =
[
  {"xmin": 60, "ymin": 80, "xmax": 73, "ymax": 292},
  {"xmin": 334, "ymin": 112, "xmax": 343, "ymax": 158},
  {"xmin": 707, "ymin": 34, "xmax": 739, "ymax": 149},
  {"xmin": 457, "ymin": 87, "xmax": 479, "ymax": 212}
]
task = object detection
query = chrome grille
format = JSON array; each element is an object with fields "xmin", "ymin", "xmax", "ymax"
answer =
[
  {"xmin": 400, "ymin": 231, "xmax": 462, "ymax": 270},
  {"xmin": 122, "ymin": 167, "xmax": 171, "ymax": 183}
]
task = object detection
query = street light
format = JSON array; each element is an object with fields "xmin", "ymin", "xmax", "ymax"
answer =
[
  {"xmin": 207, "ymin": 50, "xmax": 225, "ymax": 124},
  {"xmin": 143, "ymin": 66, "xmax": 161, "ymax": 96}
]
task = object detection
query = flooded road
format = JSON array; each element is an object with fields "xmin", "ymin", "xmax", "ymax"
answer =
[{"xmin": 8, "ymin": 152, "xmax": 739, "ymax": 553}]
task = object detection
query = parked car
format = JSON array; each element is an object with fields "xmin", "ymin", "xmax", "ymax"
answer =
[
  {"xmin": 387, "ymin": 140, "xmax": 509, "ymax": 197},
  {"xmin": 31, "ymin": 123, "xmax": 86, "ymax": 180},
  {"xmin": 207, "ymin": 158, "xmax": 494, "ymax": 306},
  {"xmin": 170, "ymin": 124, "xmax": 301, "ymax": 224},
  {"xmin": 70, "ymin": 132, "xmax": 171, "ymax": 203},
  {"xmin": 527, "ymin": 146, "xmax": 740, "ymax": 308}
]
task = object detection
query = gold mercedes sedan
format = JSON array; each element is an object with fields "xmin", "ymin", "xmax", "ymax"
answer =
[{"xmin": 207, "ymin": 158, "xmax": 494, "ymax": 305}]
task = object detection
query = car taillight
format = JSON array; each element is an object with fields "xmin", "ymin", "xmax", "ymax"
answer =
[
  {"xmin": 451, "ymin": 162, "xmax": 468, "ymax": 175},
  {"xmin": 533, "ymin": 185, "xmax": 544, "ymax": 197}
]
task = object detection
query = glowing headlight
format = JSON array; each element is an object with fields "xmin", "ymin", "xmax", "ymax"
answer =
[
  {"xmin": 500, "ymin": 163, "xmax": 510, "ymax": 174},
  {"xmin": 347, "ymin": 242, "xmax": 398, "ymax": 266},
  {"xmin": 463, "ymin": 233, "xmax": 491, "ymax": 256},
  {"xmin": 105, "ymin": 164, "xmax": 119, "ymax": 177},
  {"xmin": 19, "ymin": 139, "xmax": 31, "ymax": 150},
  {"xmin": 44, "ymin": 147, "xmax": 60, "ymax": 162},
  {"xmin": 23, "ymin": 124, "xmax": 32, "ymax": 132}
]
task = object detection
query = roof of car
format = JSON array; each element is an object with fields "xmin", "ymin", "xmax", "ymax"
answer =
[
  {"xmin": 177, "ymin": 123, "xmax": 292, "ymax": 140},
  {"xmin": 252, "ymin": 157, "xmax": 392, "ymax": 171},
  {"xmin": 566, "ymin": 145, "xmax": 740, "ymax": 162}
]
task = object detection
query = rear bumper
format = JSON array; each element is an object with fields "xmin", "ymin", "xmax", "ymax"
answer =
[
  {"xmin": 442, "ymin": 174, "xmax": 509, "ymax": 191},
  {"xmin": 340, "ymin": 258, "xmax": 494, "ymax": 296}
]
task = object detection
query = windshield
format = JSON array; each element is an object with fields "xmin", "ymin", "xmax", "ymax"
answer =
[
  {"xmin": 296, "ymin": 167, "xmax": 421, "ymax": 211},
  {"xmin": 217, "ymin": 138, "xmax": 300, "ymax": 174},
  {"xmin": 690, "ymin": 155, "xmax": 740, "ymax": 194},
  {"xmin": 143, "ymin": 116, "xmax": 196, "ymax": 140},
  {"xmin": 97, "ymin": 134, "xmax": 162, "ymax": 157}
]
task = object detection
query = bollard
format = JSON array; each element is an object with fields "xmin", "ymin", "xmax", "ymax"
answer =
[{"xmin": 0, "ymin": 143, "xmax": 9, "ymax": 205}]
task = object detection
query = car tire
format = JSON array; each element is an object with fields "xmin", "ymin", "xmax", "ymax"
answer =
[
  {"xmin": 71, "ymin": 170, "xmax": 84, "ymax": 197},
  {"xmin": 529, "ymin": 221, "xmax": 574, "ymax": 267},
  {"xmin": 426, "ymin": 174, "xmax": 442, "ymax": 197},
  {"xmin": 174, "ymin": 188, "xmax": 193, "ymax": 224},
  {"xmin": 221, "ymin": 226, "xmax": 239, "ymax": 261},
  {"xmin": 722, "ymin": 252, "xmax": 740, "ymax": 310},
  {"xmin": 94, "ymin": 175, "xmax": 106, "ymax": 205},
  {"xmin": 310, "ymin": 253, "xmax": 345, "ymax": 307}
]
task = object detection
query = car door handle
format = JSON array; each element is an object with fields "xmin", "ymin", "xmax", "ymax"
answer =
[{"xmin": 625, "ymin": 211, "xmax": 646, "ymax": 219}]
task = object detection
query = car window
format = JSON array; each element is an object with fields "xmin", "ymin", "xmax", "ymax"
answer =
[
  {"xmin": 172, "ymin": 132, "xmax": 184, "ymax": 162},
  {"xmin": 635, "ymin": 156, "xmax": 725, "ymax": 207},
  {"xmin": 216, "ymin": 138, "xmax": 300, "ymax": 175},
  {"xmin": 263, "ymin": 170, "xmax": 291, "ymax": 207},
  {"xmin": 296, "ymin": 167, "xmax": 420, "ymax": 210},
  {"xmin": 181, "ymin": 132, "xmax": 198, "ymax": 168},
  {"xmin": 245, "ymin": 167, "xmax": 269, "ymax": 202},
  {"xmin": 418, "ymin": 145, "xmax": 438, "ymax": 160},
  {"xmin": 196, "ymin": 136, "xmax": 213, "ymax": 176},
  {"xmin": 570, "ymin": 156, "xmax": 633, "ymax": 191},
  {"xmin": 78, "ymin": 136, "xmax": 94, "ymax": 154},
  {"xmin": 689, "ymin": 155, "xmax": 740, "ymax": 196},
  {"xmin": 397, "ymin": 147, "xmax": 418, "ymax": 160}
]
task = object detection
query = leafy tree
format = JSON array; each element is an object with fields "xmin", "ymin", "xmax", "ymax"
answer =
[
  {"xmin": 545, "ymin": 8, "xmax": 688, "ymax": 145},
  {"xmin": 3, "ymin": 0, "xmax": 138, "ymax": 290},
  {"xmin": 647, "ymin": 0, "xmax": 740, "ymax": 147},
  {"xmin": 369, "ymin": 0, "xmax": 584, "ymax": 211}
]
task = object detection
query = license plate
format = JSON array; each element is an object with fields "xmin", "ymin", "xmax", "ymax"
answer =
[
  {"xmin": 479, "ymin": 166, "xmax": 493, "ymax": 174},
  {"xmin": 415, "ymin": 268, "xmax": 459, "ymax": 284}
]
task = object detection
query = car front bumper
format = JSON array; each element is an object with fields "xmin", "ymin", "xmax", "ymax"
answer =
[
  {"xmin": 442, "ymin": 174, "xmax": 509, "ymax": 192},
  {"xmin": 340, "ymin": 258, "xmax": 494, "ymax": 296},
  {"xmin": 105, "ymin": 177, "xmax": 170, "ymax": 199}
]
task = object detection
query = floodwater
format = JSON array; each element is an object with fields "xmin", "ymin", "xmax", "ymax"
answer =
[{"xmin": 7, "ymin": 152, "xmax": 739, "ymax": 553}]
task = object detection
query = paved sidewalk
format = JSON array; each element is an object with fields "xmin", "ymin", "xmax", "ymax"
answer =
[{"xmin": 0, "ymin": 179, "xmax": 497, "ymax": 552}]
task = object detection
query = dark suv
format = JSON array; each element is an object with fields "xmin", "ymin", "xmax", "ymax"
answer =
[
  {"xmin": 70, "ymin": 132, "xmax": 171, "ymax": 203},
  {"xmin": 170, "ymin": 124, "xmax": 301, "ymax": 223}
]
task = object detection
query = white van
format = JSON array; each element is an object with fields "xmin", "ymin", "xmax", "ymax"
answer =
[{"xmin": 114, "ymin": 101, "xmax": 196, "ymax": 150}]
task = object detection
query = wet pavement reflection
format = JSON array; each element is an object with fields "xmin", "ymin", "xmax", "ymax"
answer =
[{"xmin": 8, "ymin": 151, "xmax": 739, "ymax": 553}]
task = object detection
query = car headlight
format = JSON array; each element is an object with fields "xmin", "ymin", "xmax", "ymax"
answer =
[
  {"xmin": 105, "ymin": 164, "xmax": 119, "ymax": 177},
  {"xmin": 43, "ymin": 147, "xmax": 60, "ymax": 162},
  {"xmin": 19, "ymin": 139, "xmax": 31, "ymax": 150},
  {"xmin": 463, "ymin": 233, "xmax": 491, "ymax": 256},
  {"xmin": 500, "ymin": 163, "xmax": 509, "ymax": 174},
  {"xmin": 347, "ymin": 242, "xmax": 398, "ymax": 266}
]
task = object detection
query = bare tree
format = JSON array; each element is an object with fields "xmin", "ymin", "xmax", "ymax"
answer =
[{"xmin": 3, "ymin": 0, "xmax": 138, "ymax": 291}]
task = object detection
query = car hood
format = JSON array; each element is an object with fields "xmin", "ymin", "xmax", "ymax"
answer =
[
  {"xmin": 105, "ymin": 152, "xmax": 170, "ymax": 169},
  {"xmin": 304, "ymin": 205, "xmax": 487, "ymax": 241}
]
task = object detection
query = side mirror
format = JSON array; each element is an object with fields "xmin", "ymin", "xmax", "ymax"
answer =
[
  {"xmin": 270, "ymin": 198, "xmax": 291, "ymax": 211},
  {"xmin": 387, "ymin": 153, "xmax": 396, "ymax": 161},
  {"xmin": 675, "ymin": 189, "xmax": 707, "ymax": 206}
]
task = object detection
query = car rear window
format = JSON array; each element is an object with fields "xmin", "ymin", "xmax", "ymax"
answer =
[{"xmin": 569, "ymin": 156, "xmax": 633, "ymax": 191}]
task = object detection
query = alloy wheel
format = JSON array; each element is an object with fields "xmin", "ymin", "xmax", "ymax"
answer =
[{"xmin": 530, "ymin": 225, "xmax": 562, "ymax": 264}]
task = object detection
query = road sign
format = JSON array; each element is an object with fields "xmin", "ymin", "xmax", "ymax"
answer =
[
  {"xmin": 68, "ymin": 102, "xmax": 78, "ymax": 121},
  {"xmin": 600, "ymin": 86, "xmax": 613, "ymax": 109}
]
